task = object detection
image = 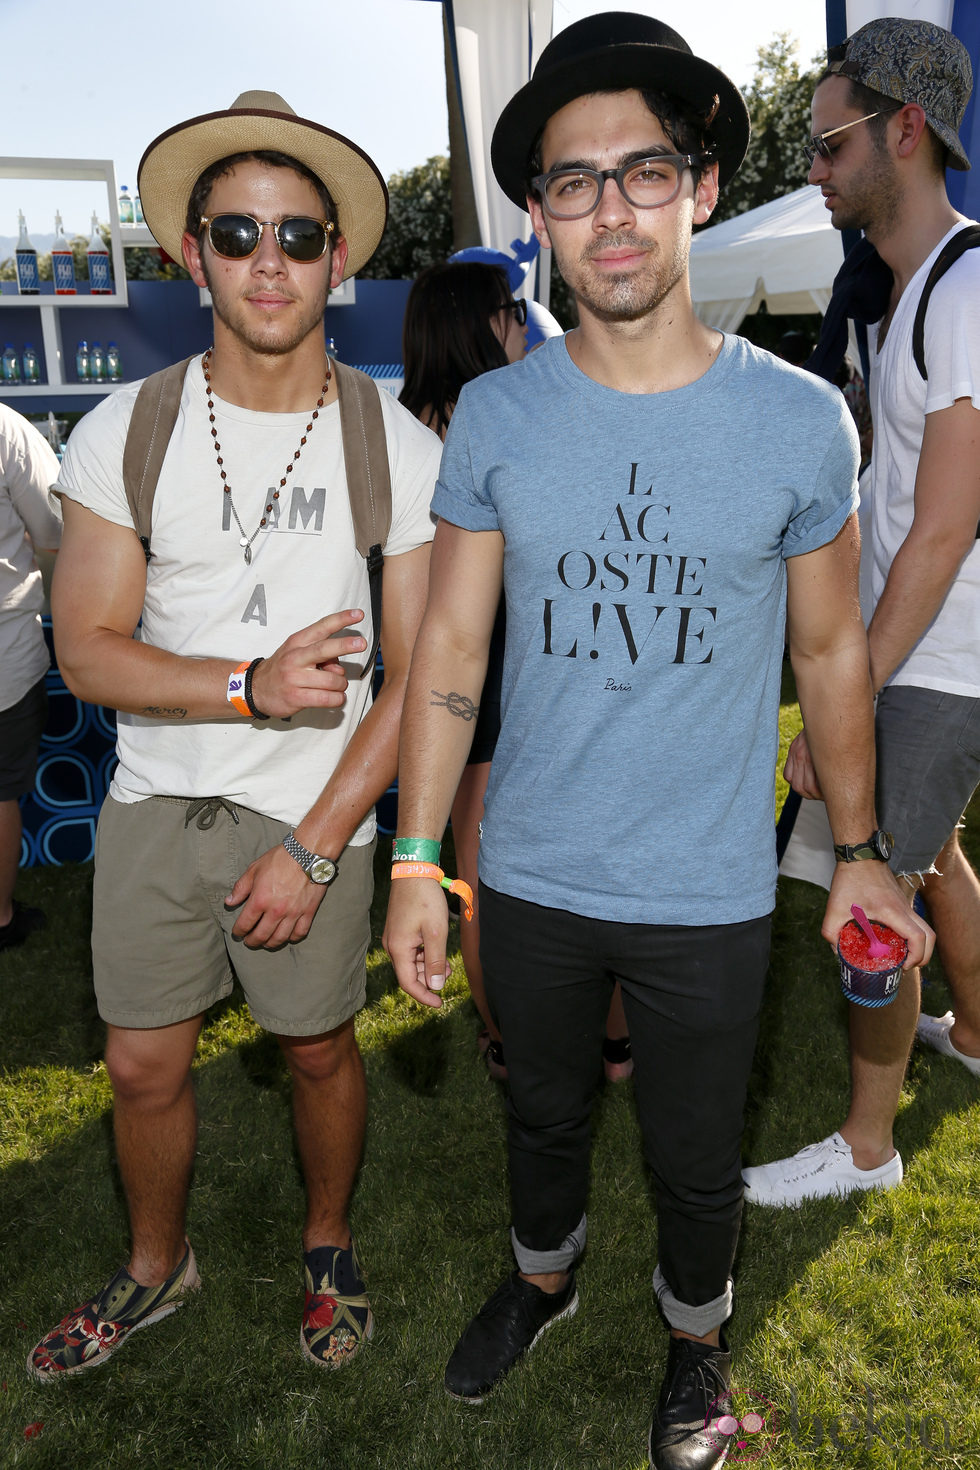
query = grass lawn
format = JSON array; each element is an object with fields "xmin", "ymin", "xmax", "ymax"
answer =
[{"xmin": 1, "ymin": 684, "xmax": 978, "ymax": 1469}]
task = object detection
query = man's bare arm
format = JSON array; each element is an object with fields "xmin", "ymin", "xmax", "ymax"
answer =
[
  {"xmin": 786, "ymin": 514, "xmax": 934, "ymax": 967},
  {"xmin": 226, "ymin": 541, "xmax": 433, "ymax": 948},
  {"xmin": 382, "ymin": 520, "xmax": 504, "ymax": 1005},
  {"xmin": 51, "ymin": 499, "xmax": 364, "ymax": 720},
  {"xmin": 867, "ymin": 395, "xmax": 980, "ymax": 691}
]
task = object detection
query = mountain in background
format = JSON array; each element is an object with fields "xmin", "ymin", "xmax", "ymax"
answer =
[{"xmin": 0, "ymin": 233, "xmax": 58, "ymax": 260}]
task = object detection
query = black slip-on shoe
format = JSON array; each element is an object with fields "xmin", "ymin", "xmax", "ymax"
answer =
[
  {"xmin": 445, "ymin": 1269, "xmax": 578, "ymax": 1403},
  {"xmin": 0, "ymin": 902, "xmax": 46, "ymax": 952},
  {"xmin": 649, "ymin": 1332, "xmax": 735, "ymax": 1469}
]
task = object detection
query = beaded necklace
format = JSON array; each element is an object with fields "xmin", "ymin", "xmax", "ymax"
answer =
[{"xmin": 202, "ymin": 346, "xmax": 332, "ymax": 565}]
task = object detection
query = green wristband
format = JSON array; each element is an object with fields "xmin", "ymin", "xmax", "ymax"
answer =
[{"xmin": 393, "ymin": 837, "xmax": 442, "ymax": 864}]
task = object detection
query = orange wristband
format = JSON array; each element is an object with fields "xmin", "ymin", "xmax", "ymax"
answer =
[
  {"xmin": 390, "ymin": 861, "xmax": 474, "ymax": 921},
  {"xmin": 226, "ymin": 662, "xmax": 251, "ymax": 718}
]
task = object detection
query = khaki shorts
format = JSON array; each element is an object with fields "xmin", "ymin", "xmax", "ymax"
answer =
[{"xmin": 92, "ymin": 794, "xmax": 374, "ymax": 1034}]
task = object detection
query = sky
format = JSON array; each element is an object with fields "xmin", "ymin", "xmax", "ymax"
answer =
[{"xmin": 0, "ymin": 0, "xmax": 828, "ymax": 243}]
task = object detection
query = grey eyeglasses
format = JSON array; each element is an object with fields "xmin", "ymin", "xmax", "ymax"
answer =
[{"xmin": 531, "ymin": 153, "xmax": 712, "ymax": 220}]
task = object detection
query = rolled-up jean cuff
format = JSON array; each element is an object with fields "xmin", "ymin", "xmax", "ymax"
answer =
[
  {"xmin": 653, "ymin": 1266, "xmax": 733, "ymax": 1335},
  {"xmin": 512, "ymin": 1215, "xmax": 587, "ymax": 1275}
]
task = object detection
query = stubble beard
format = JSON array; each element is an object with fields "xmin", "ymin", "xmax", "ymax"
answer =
[
  {"xmin": 831, "ymin": 145, "xmax": 904, "ymax": 242},
  {"xmin": 561, "ymin": 231, "xmax": 689, "ymax": 324},
  {"xmin": 202, "ymin": 255, "xmax": 332, "ymax": 357}
]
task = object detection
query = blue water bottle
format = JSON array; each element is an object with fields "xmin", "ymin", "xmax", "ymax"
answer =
[
  {"xmin": 21, "ymin": 344, "xmax": 40, "ymax": 383},
  {"xmin": 15, "ymin": 212, "xmax": 40, "ymax": 295},
  {"xmin": 51, "ymin": 212, "xmax": 77, "ymax": 295},
  {"xmin": 3, "ymin": 344, "xmax": 21, "ymax": 383}
]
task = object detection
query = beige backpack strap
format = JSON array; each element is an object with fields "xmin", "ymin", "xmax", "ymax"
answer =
[
  {"xmin": 121, "ymin": 355, "xmax": 197, "ymax": 561},
  {"xmin": 334, "ymin": 360, "xmax": 392, "ymax": 679}
]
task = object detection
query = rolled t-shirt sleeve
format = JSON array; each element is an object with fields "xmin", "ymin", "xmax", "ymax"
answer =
[
  {"xmin": 782, "ymin": 393, "xmax": 860, "ymax": 559},
  {"xmin": 55, "ymin": 387, "xmax": 138, "ymax": 529},
  {"xmin": 5, "ymin": 419, "xmax": 62, "ymax": 548},
  {"xmin": 923, "ymin": 251, "xmax": 980, "ymax": 414},
  {"xmin": 378, "ymin": 393, "xmax": 440, "ymax": 554},
  {"xmin": 431, "ymin": 392, "xmax": 501, "ymax": 532}
]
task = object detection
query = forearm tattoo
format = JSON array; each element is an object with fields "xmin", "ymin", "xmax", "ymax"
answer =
[
  {"xmin": 430, "ymin": 689, "xmax": 479, "ymax": 722},
  {"xmin": 141, "ymin": 706, "xmax": 188, "ymax": 719}
]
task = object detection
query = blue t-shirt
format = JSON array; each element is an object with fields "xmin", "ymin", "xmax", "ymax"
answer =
[{"xmin": 433, "ymin": 334, "xmax": 859, "ymax": 925}]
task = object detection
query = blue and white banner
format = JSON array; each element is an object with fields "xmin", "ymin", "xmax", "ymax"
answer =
[{"xmin": 438, "ymin": 0, "xmax": 553, "ymax": 297}]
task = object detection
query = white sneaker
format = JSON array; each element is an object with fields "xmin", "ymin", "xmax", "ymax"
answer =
[
  {"xmin": 741, "ymin": 1132, "xmax": 903, "ymax": 1207},
  {"xmin": 916, "ymin": 1011, "xmax": 980, "ymax": 1077}
]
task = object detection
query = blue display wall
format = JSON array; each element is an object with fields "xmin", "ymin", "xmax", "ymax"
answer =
[{"xmin": 0, "ymin": 277, "xmax": 412, "ymax": 414}]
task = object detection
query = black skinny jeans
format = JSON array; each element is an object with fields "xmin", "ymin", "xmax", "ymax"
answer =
[{"xmin": 480, "ymin": 883, "xmax": 770, "ymax": 1317}]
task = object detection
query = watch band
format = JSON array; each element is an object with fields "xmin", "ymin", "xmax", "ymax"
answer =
[
  {"xmin": 282, "ymin": 832, "xmax": 337, "ymax": 884},
  {"xmin": 833, "ymin": 829, "xmax": 893, "ymax": 863}
]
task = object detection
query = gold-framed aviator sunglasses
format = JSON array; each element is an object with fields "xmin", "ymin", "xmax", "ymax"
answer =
[
  {"xmin": 803, "ymin": 110, "xmax": 895, "ymax": 165},
  {"xmin": 532, "ymin": 152, "xmax": 712, "ymax": 220},
  {"xmin": 199, "ymin": 213, "xmax": 336, "ymax": 262}
]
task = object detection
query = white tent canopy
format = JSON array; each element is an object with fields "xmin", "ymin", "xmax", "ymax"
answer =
[{"xmin": 689, "ymin": 185, "xmax": 846, "ymax": 332}]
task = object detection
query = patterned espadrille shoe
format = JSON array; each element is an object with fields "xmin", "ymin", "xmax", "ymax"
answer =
[
  {"xmin": 28, "ymin": 1242, "xmax": 200, "ymax": 1381},
  {"xmin": 301, "ymin": 1240, "xmax": 373, "ymax": 1368}
]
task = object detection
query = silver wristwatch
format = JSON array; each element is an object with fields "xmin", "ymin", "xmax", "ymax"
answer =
[{"xmin": 282, "ymin": 832, "xmax": 338, "ymax": 885}]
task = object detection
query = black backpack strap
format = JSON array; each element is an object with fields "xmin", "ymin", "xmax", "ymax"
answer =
[
  {"xmin": 121, "ymin": 355, "xmax": 197, "ymax": 562},
  {"xmin": 334, "ymin": 360, "xmax": 392, "ymax": 679},
  {"xmin": 912, "ymin": 225, "xmax": 980, "ymax": 379},
  {"xmin": 911, "ymin": 225, "xmax": 980, "ymax": 538}
]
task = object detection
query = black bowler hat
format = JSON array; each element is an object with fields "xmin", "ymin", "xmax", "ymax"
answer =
[{"xmin": 491, "ymin": 11, "xmax": 751, "ymax": 210}]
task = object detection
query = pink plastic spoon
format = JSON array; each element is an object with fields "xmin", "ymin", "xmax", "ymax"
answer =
[{"xmin": 850, "ymin": 904, "xmax": 890, "ymax": 959}]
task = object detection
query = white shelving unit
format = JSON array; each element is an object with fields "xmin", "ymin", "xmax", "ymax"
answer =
[{"xmin": 0, "ymin": 155, "xmax": 132, "ymax": 391}]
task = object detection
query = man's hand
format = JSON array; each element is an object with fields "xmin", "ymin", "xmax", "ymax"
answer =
[
  {"xmin": 822, "ymin": 862, "xmax": 935, "ymax": 972},
  {"xmin": 783, "ymin": 729, "xmax": 823, "ymax": 800},
  {"xmin": 249, "ymin": 609, "xmax": 367, "ymax": 719},
  {"xmin": 225, "ymin": 843, "xmax": 326, "ymax": 949},
  {"xmin": 383, "ymin": 877, "xmax": 452, "ymax": 1008}
]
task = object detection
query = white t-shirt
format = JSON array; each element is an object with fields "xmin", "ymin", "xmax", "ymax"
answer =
[
  {"xmin": 56, "ymin": 357, "xmax": 439, "ymax": 835},
  {"xmin": 869, "ymin": 221, "xmax": 980, "ymax": 697},
  {"xmin": 0, "ymin": 406, "xmax": 62, "ymax": 711}
]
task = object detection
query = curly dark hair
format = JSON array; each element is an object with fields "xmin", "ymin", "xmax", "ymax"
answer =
[{"xmin": 525, "ymin": 87, "xmax": 715, "ymax": 199}]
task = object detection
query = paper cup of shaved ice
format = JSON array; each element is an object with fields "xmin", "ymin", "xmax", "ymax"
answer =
[{"xmin": 838, "ymin": 919, "xmax": 907, "ymax": 1007}]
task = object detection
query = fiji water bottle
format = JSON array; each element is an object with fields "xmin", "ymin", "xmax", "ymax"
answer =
[
  {"xmin": 134, "ymin": 192, "xmax": 144, "ymax": 225},
  {"xmin": 3, "ymin": 344, "xmax": 21, "ymax": 383},
  {"xmin": 51, "ymin": 211, "xmax": 77, "ymax": 294},
  {"xmin": 118, "ymin": 185, "xmax": 135, "ymax": 225},
  {"xmin": 106, "ymin": 342, "xmax": 123, "ymax": 381},
  {"xmin": 21, "ymin": 344, "xmax": 40, "ymax": 383},
  {"xmin": 15, "ymin": 211, "xmax": 40, "ymax": 295},
  {"xmin": 75, "ymin": 340, "xmax": 90, "ymax": 382},
  {"xmin": 89, "ymin": 342, "xmax": 106, "ymax": 382},
  {"xmin": 86, "ymin": 214, "xmax": 112, "ymax": 295}
]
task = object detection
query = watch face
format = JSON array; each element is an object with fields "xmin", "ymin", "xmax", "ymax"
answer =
[
  {"xmin": 308, "ymin": 857, "xmax": 337, "ymax": 885},
  {"xmin": 875, "ymin": 830, "xmax": 893, "ymax": 861}
]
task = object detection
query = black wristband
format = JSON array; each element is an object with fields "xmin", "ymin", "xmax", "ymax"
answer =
[{"xmin": 243, "ymin": 657, "xmax": 270, "ymax": 720}]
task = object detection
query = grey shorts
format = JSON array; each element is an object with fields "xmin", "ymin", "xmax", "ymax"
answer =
[
  {"xmin": 92, "ymin": 794, "xmax": 374, "ymax": 1034},
  {"xmin": 876, "ymin": 684, "xmax": 980, "ymax": 874},
  {"xmin": 0, "ymin": 676, "xmax": 48, "ymax": 801}
]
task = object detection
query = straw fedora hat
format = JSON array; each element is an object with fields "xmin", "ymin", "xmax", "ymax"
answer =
[
  {"xmin": 492, "ymin": 12, "xmax": 750, "ymax": 209},
  {"xmin": 138, "ymin": 90, "xmax": 388, "ymax": 279}
]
